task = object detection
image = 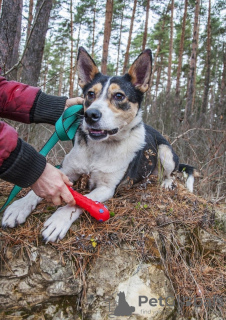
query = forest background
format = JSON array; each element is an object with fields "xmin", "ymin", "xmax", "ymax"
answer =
[{"xmin": 0, "ymin": 0, "xmax": 225, "ymax": 201}]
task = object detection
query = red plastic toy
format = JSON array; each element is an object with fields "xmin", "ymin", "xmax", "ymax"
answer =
[{"xmin": 67, "ymin": 186, "xmax": 110, "ymax": 222}]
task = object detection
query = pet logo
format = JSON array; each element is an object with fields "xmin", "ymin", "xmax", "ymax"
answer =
[
  {"xmin": 105, "ymin": 291, "xmax": 135, "ymax": 318},
  {"xmin": 114, "ymin": 291, "xmax": 135, "ymax": 316}
]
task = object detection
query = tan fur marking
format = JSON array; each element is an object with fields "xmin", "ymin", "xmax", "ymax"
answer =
[
  {"xmin": 109, "ymin": 83, "xmax": 121, "ymax": 91},
  {"xmin": 84, "ymin": 83, "xmax": 103, "ymax": 111},
  {"xmin": 106, "ymin": 84, "xmax": 139, "ymax": 124},
  {"xmin": 91, "ymin": 83, "xmax": 103, "ymax": 96},
  {"xmin": 108, "ymin": 83, "xmax": 124, "ymax": 97},
  {"xmin": 108, "ymin": 101, "xmax": 139, "ymax": 125},
  {"xmin": 90, "ymin": 65, "xmax": 99, "ymax": 80}
]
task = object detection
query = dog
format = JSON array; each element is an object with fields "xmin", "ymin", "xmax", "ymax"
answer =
[{"xmin": 2, "ymin": 47, "xmax": 196, "ymax": 242}]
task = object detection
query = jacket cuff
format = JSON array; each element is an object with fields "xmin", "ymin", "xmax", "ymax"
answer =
[
  {"xmin": 0, "ymin": 138, "xmax": 46, "ymax": 188},
  {"xmin": 30, "ymin": 92, "xmax": 67, "ymax": 125}
]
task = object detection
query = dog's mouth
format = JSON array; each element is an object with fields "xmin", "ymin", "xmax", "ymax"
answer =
[{"xmin": 88, "ymin": 128, "xmax": 118, "ymax": 140}]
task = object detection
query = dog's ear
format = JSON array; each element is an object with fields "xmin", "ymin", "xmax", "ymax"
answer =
[
  {"xmin": 77, "ymin": 47, "xmax": 99, "ymax": 88},
  {"xmin": 127, "ymin": 49, "xmax": 152, "ymax": 93}
]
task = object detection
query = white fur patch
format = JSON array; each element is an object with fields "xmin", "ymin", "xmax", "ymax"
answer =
[
  {"xmin": 158, "ymin": 144, "xmax": 176, "ymax": 179},
  {"xmin": 161, "ymin": 178, "xmax": 174, "ymax": 190},
  {"xmin": 42, "ymin": 205, "xmax": 82, "ymax": 243},
  {"xmin": 2, "ymin": 191, "xmax": 42, "ymax": 228},
  {"xmin": 62, "ymin": 111, "xmax": 145, "ymax": 185},
  {"xmin": 186, "ymin": 175, "xmax": 194, "ymax": 193}
]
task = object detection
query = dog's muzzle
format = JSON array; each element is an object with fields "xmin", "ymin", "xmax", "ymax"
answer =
[
  {"xmin": 85, "ymin": 108, "xmax": 102, "ymax": 125},
  {"xmin": 84, "ymin": 108, "xmax": 118, "ymax": 140}
]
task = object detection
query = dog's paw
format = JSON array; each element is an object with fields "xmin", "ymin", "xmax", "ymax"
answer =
[
  {"xmin": 2, "ymin": 191, "xmax": 41, "ymax": 228},
  {"xmin": 2, "ymin": 198, "xmax": 35, "ymax": 228},
  {"xmin": 161, "ymin": 178, "xmax": 174, "ymax": 190},
  {"xmin": 42, "ymin": 205, "xmax": 81, "ymax": 243}
]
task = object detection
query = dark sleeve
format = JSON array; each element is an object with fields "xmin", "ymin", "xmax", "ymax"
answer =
[
  {"xmin": 0, "ymin": 137, "xmax": 46, "ymax": 188},
  {"xmin": 30, "ymin": 92, "xmax": 67, "ymax": 125}
]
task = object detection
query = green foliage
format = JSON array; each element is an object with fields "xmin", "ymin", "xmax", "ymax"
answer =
[{"xmin": 36, "ymin": 0, "xmax": 226, "ymax": 136}]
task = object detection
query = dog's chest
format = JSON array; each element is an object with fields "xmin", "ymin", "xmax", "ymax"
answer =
[
  {"xmin": 64, "ymin": 126, "xmax": 145, "ymax": 177},
  {"xmin": 66, "ymin": 140, "xmax": 135, "ymax": 175}
]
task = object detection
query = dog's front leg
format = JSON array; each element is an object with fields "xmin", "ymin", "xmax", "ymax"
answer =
[
  {"xmin": 85, "ymin": 185, "xmax": 115, "ymax": 203},
  {"xmin": 2, "ymin": 167, "xmax": 81, "ymax": 229},
  {"xmin": 42, "ymin": 204, "xmax": 82, "ymax": 243},
  {"xmin": 2, "ymin": 191, "xmax": 42, "ymax": 228},
  {"xmin": 42, "ymin": 185, "xmax": 115, "ymax": 243}
]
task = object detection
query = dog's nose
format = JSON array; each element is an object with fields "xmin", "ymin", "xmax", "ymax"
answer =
[{"xmin": 85, "ymin": 109, "xmax": 102, "ymax": 124}]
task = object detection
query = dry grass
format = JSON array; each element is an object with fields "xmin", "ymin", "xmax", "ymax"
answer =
[{"xmin": 0, "ymin": 176, "xmax": 225, "ymax": 319}]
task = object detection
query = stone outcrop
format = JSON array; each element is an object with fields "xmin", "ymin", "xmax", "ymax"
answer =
[{"xmin": 0, "ymin": 180, "xmax": 225, "ymax": 319}]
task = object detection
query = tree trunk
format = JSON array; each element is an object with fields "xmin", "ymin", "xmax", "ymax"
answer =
[
  {"xmin": 26, "ymin": 0, "xmax": 34, "ymax": 40},
  {"xmin": 142, "ymin": 0, "xmax": 150, "ymax": 51},
  {"xmin": 166, "ymin": 0, "xmax": 174, "ymax": 95},
  {"xmin": 184, "ymin": 0, "xmax": 200, "ymax": 126},
  {"xmin": 116, "ymin": 0, "xmax": 125, "ymax": 75},
  {"xmin": 69, "ymin": 0, "xmax": 74, "ymax": 98},
  {"xmin": 43, "ymin": 63, "xmax": 48, "ymax": 92},
  {"xmin": 123, "ymin": 0, "xmax": 138, "ymax": 74},
  {"xmin": 0, "ymin": 0, "xmax": 23, "ymax": 80},
  {"xmin": 201, "ymin": 0, "xmax": 211, "ymax": 114},
  {"xmin": 175, "ymin": 0, "xmax": 188, "ymax": 96},
  {"xmin": 72, "ymin": 23, "xmax": 81, "ymax": 94},
  {"xmin": 144, "ymin": 11, "xmax": 166, "ymax": 111},
  {"xmin": 92, "ymin": 2, "xmax": 97, "ymax": 58},
  {"xmin": 58, "ymin": 61, "xmax": 64, "ymax": 96},
  {"xmin": 20, "ymin": 0, "xmax": 53, "ymax": 86},
  {"xmin": 156, "ymin": 56, "xmax": 163, "ymax": 97},
  {"xmin": 101, "ymin": 0, "xmax": 114, "ymax": 75},
  {"xmin": 219, "ymin": 45, "xmax": 226, "ymax": 125},
  {"xmin": 144, "ymin": 43, "xmax": 160, "ymax": 121}
]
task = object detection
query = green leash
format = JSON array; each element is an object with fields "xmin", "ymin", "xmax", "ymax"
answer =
[{"xmin": 1, "ymin": 104, "xmax": 83, "ymax": 211}]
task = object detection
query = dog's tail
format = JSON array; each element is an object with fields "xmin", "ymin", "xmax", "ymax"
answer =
[{"xmin": 178, "ymin": 164, "xmax": 200, "ymax": 193}]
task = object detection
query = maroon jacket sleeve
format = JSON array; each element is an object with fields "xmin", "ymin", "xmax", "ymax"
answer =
[
  {"xmin": 0, "ymin": 122, "xmax": 18, "ymax": 166},
  {"xmin": 0, "ymin": 76, "xmax": 40, "ymax": 123},
  {"xmin": 0, "ymin": 76, "xmax": 67, "ymax": 187}
]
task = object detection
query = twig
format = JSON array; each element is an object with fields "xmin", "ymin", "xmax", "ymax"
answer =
[{"xmin": 171, "ymin": 128, "xmax": 226, "ymax": 145}]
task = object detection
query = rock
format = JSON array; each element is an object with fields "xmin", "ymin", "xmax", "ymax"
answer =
[
  {"xmin": 0, "ymin": 245, "xmax": 82, "ymax": 311},
  {"xmin": 0, "ymin": 245, "xmax": 175, "ymax": 320},
  {"xmin": 83, "ymin": 246, "xmax": 174, "ymax": 320},
  {"xmin": 199, "ymin": 229, "xmax": 226, "ymax": 253}
]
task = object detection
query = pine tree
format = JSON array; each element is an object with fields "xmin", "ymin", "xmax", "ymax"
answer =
[
  {"xmin": 175, "ymin": 0, "xmax": 188, "ymax": 96},
  {"xmin": 184, "ymin": 0, "xmax": 201, "ymax": 126},
  {"xmin": 201, "ymin": 0, "xmax": 211, "ymax": 115},
  {"xmin": 166, "ymin": 0, "xmax": 174, "ymax": 95},
  {"xmin": 0, "ymin": 0, "xmax": 23, "ymax": 80},
  {"xmin": 101, "ymin": 0, "xmax": 114, "ymax": 74},
  {"xmin": 142, "ymin": 0, "xmax": 150, "ymax": 50},
  {"xmin": 123, "ymin": 0, "xmax": 138, "ymax": 73},
  {"xmin": 20, "ymin": 0, "xmax": 53, "ymax": 86}
]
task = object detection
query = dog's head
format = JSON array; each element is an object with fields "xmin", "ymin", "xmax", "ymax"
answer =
[{"xmin": 77, "ymin": 47, "xmax": 152, "ymax": 142}]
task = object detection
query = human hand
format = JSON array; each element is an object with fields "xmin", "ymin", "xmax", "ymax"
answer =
[
  {"xmin": 31, "ymin": 163, "xmax": 75, "ymax": 206},
  {"xmin": 65, "ymin": 97, "xmax": 84, "ymax": 110}
]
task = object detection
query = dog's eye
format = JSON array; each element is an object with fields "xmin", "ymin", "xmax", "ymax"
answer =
[
  {"xmin": 87, "ymin": 91, "xmax": 95, "ymax": 99},
  {"xmin": 114, "ymin": 92, "xmax": 125, "ymax": 101}
]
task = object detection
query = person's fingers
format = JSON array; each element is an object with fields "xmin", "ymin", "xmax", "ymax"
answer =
[
  {"xmin": 62, "ymin": 174, "xmax": 73, "ymax": 186},
  {"xmin": 52, "ymin": 196, "xmax": 62, "ymax": 206},
  {"xmin": 61, "ymin": 186, "xmax": 75, "ymax": 206},
  {"xmin": 65, "ymin": 97, "xmax": 84, "ymax": 109}
]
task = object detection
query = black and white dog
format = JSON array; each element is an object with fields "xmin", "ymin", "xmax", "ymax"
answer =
[{"xmin": 2, "ymin": 47, "xmax": 195, "ymax": 242}]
